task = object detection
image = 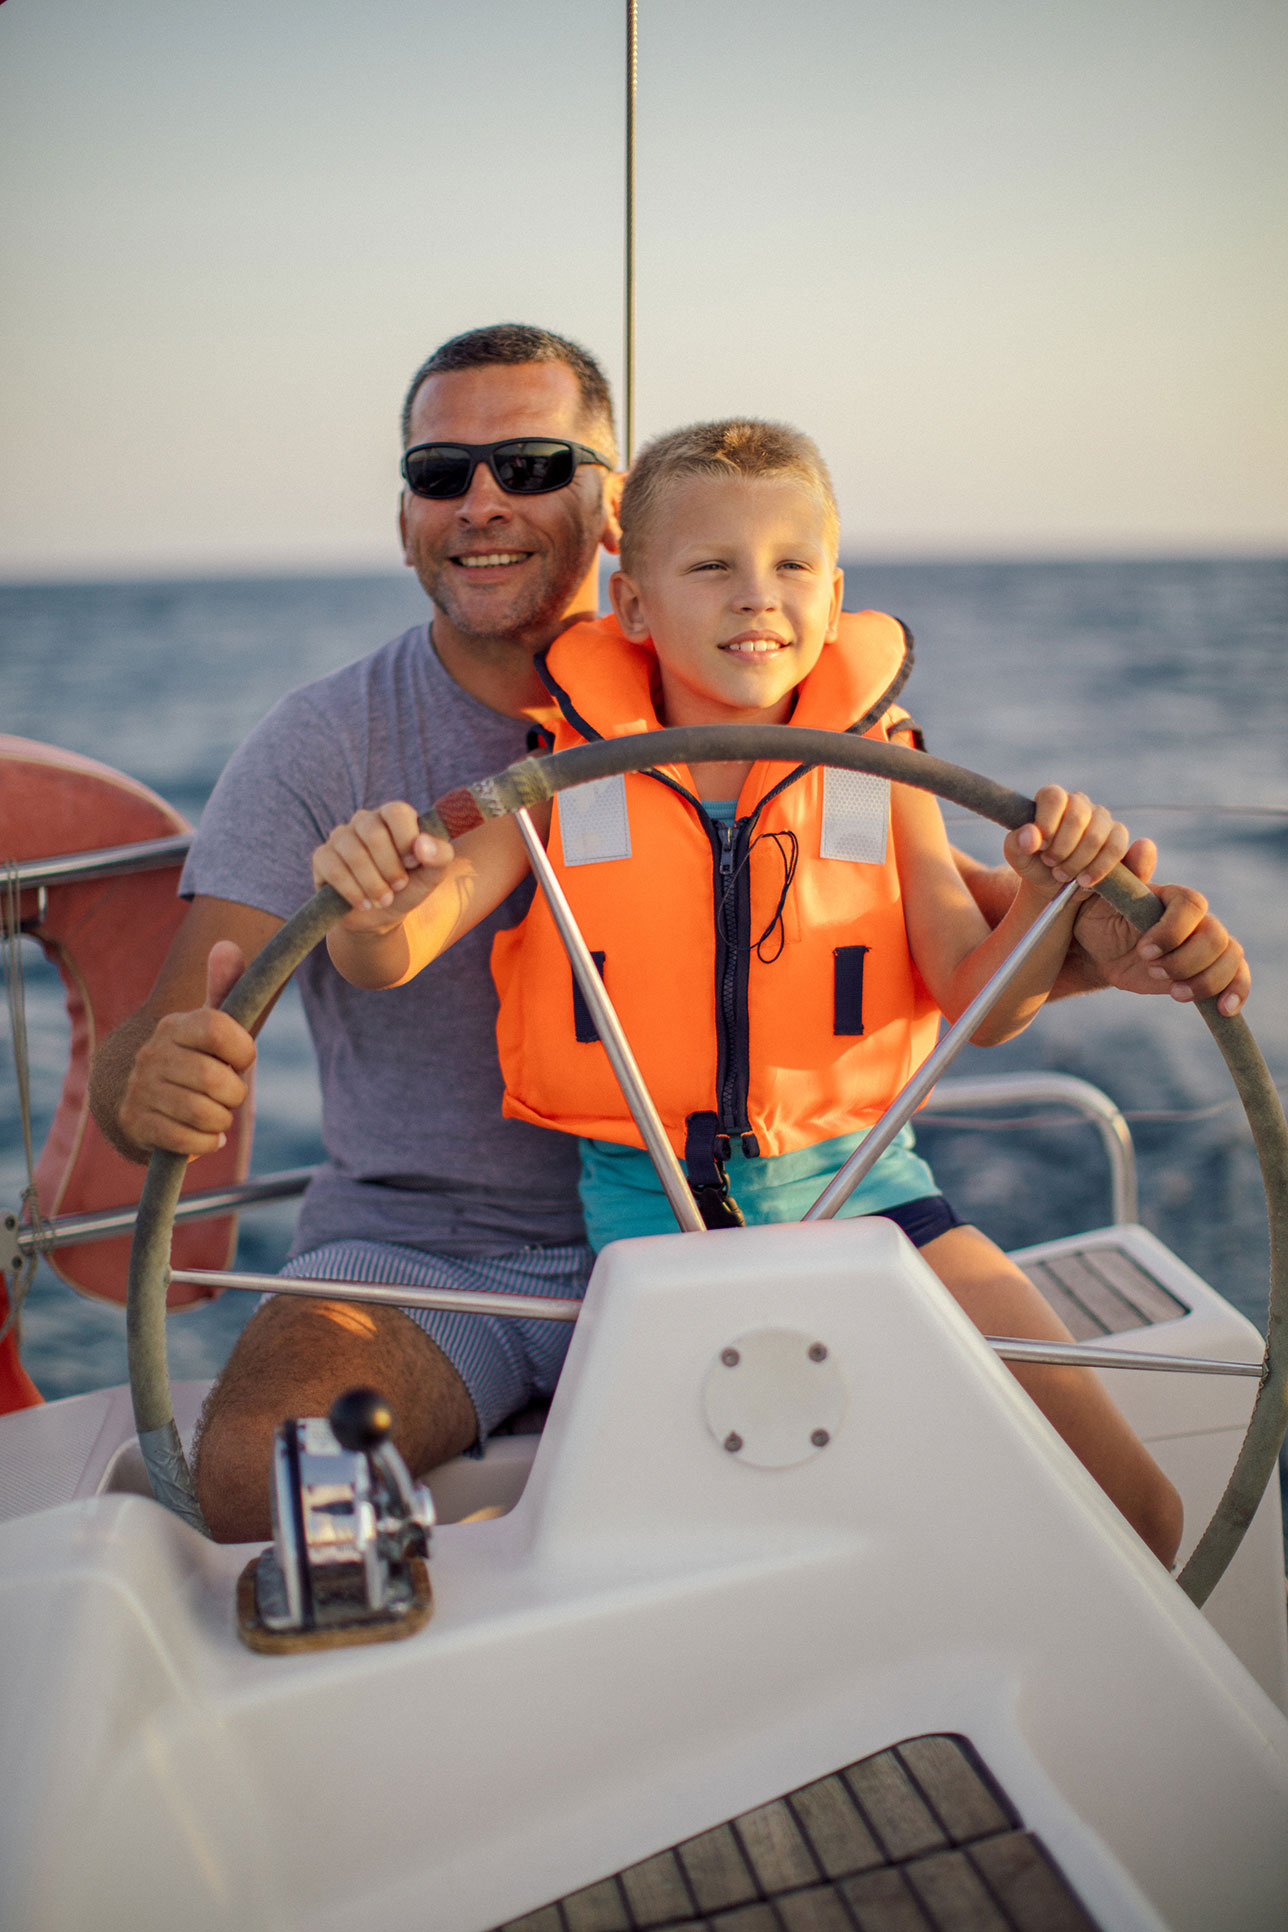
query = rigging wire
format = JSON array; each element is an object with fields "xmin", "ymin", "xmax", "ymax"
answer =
[{"xmin": 623, "ymin": 0, "xmax": 637, "ymax": 464}]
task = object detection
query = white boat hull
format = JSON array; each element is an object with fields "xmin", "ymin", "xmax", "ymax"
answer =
[{"xmin": 1, "ymin": 1218, "xmax": 1286, "ymax": 1931}]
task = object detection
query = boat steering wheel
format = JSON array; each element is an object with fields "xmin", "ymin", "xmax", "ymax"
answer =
[{"xmin": 127, "ymin": 727, "xmax": 1288, "ymax": 1607}]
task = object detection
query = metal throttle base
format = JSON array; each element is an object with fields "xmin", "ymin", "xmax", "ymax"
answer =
[{"xmin": 237, "ymin": 1388, "xmax": 435, "ymax": 1655}]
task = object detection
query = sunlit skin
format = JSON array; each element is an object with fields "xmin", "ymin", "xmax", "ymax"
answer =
[
  {"xmin": 608, "ymin": 475, "xmax": 843, "ymax": 799},
  {"xmin": 399, "ymin": 362, "xmax": 623, "ymax": 717}
]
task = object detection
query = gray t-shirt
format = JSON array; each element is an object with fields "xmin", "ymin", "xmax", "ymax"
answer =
[{"xmin": 180, "ymin": 624, "xmax": 585, "ymax": 1258}]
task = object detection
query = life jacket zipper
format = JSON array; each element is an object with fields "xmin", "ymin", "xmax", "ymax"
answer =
[{"xmin": 714, "ymin": 816, "xmax": 751, "ymax": 1146}]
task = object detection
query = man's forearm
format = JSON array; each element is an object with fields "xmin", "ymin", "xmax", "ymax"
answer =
[
  {"xmin": 952, "ymin": 848, "xmax": 1106, "ymax": 1000},
  {"xmin": 89, "ymin": 1011, "xmax": 158, "ymax": 1164}
]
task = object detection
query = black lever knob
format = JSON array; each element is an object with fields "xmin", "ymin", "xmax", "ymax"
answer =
[{"xmin": 329, "ymin": 1387, "xmax": 395, "ymax": 1453}]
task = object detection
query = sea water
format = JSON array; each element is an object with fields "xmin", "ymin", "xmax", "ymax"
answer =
[{"xmin": 2, "ymin": 559, "xmax": 1285, "ymax": 1416}]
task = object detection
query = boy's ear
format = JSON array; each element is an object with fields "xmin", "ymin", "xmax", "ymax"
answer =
[
  {"xmin": 599, "ymin": 471, "xmax": 625, "ymax": 557},
  {"xmin": 610, "ymin": 568, "xmax": 649, "ymax": 639},
  {"xmin": 825, "ymin": 566, "xmax": 844, "ymax": 642}
]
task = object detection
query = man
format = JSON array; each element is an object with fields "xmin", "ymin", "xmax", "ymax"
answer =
[{"xmin": 91, "ymin": 324, "xmax": 1247, "ymax": 1543}]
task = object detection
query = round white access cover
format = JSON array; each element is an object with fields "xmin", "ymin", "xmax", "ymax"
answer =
[{"xmin": 701, "ymin": 1327, "xmax": 847, "ymax": 1468}]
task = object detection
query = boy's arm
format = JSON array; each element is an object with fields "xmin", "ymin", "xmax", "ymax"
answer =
[
  {"xmin": 315, "ymin": 803, "xmax": 538, "ymax": 989},
  {"xmin": 956, "ymin": 846, "xmax": 1130, "ymax": 996},
  {"xmin": 900, "ymin": 789, "xmax": 1130, "ymax": 1046},
  {"xmin": 954, "ymin": 848, "xmax": 1077, "ymax": 961}
]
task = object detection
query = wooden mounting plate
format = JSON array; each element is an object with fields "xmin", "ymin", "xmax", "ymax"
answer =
[{"xmin": 236, "ymin": 1554, "xmax": 433, "ymax": 1655}]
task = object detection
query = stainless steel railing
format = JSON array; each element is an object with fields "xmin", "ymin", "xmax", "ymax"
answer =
[{"xmin": 918, "ymin": 1071, "xmax": 1138, "ymax": 1224}]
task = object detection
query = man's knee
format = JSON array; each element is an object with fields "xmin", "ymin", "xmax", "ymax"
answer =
[
  {"xmin": 218, "ymin": 1291, "xmax": 412, "ymax": 1384},
  {"xmin": 210, "ymin": 1292, "xmax": 447, "ymax": 1396},
  {"xmin": 193, "ymin": 1292, "xmax": 476, "ymax": 1543}
]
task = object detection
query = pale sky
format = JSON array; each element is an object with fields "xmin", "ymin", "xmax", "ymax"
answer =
[{"xmin": 2, "ymin": 0, "xmax": 1284, "ymax": 578}]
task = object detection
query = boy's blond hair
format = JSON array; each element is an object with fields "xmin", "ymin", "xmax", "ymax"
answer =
[{"xmin": 619, "ymin": 419, "xmax": 840, "ymax": 574}]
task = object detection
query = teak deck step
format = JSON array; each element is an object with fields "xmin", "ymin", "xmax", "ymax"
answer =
[
  {"xmin": 1020, "ymin": 1243, "xmax": 1187, "ymax": 1342},
  {"xmin": 495, "ymin": 1733, "xmax": 1098, "ymax": 1932}
]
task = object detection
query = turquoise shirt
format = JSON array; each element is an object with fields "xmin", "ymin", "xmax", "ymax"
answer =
[
  {"xmin": 575, "ymin": 799, "xmax": 942, "ymax": 1251},
  {"xmin": 578, "ymin": 1122, "xmax": 940, "ymax": 1249}
]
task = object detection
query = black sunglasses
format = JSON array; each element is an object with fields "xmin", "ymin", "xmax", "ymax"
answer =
[{"xmin": 400, "ymin": 437, "xmax": 615, "ymax": 500}]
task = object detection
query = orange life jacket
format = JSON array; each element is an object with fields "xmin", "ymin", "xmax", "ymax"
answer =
[{"xmin": 491, "ymin": 611, "xmax": 942, "ymax": 1185}]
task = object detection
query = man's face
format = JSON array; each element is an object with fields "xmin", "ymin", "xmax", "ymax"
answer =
[{"xmin": 399, "ymin": 362, "xmax": 618, "ymax": 652}]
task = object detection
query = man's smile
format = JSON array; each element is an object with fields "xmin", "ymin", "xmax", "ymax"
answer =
[{"xmin": 452, "ymin": 550, "xmax": 532, "ymax": 570}]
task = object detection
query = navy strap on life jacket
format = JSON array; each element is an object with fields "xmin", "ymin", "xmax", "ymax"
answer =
[{"xmin": 684, "ymin": 1111, "xmax": 746, "ymax": 1230}]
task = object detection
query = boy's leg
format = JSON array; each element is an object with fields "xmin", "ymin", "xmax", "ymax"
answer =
[{"xmin": 920, "ymin": 1223, "xmax": 1184, "ymax": 1566}]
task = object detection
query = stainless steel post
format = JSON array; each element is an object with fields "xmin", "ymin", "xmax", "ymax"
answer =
[
  {"xmin": 987, "ymin": 1335, "xmax": 1260, "ymax": 1378},
  {"xmin": 624, "ymin": 0, "xmax": 638, "ymax": 463},
  {"xmin": 920, "ymin": 1072, "xmax": 1137, "ymax": 1223},
  {"xmin": 10, "ymin": 834, "xmax": 193, "ymax": 890},
  {"xmin": 167, "ymin": 1267, "xmax": 1263, "ymax": 1377},
  {"xmin": 169, "ymin": 1267, "xmax": 583, "ymax": 1323},
  {"xmin": 514, "ymin": 807, "xmax": 704, "ymax": 1233},
  {"xmin": 12, "ymin": 1166, "xmax": 316, "ymax": 1253},
  {"xmin": 805, "ymin": 881, "xmax": 1082, "ymax": 1221}
]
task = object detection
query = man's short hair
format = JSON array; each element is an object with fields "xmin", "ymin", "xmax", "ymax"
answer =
[
  {"xmin": 402, "ymin": 324, "xmax": 618, "ymax": 462},
  {"xmin": 619, "ymin": 418, "xmax": 840, "ymax": 573}
]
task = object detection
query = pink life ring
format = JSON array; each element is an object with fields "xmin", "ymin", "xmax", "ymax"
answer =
[{"xmin": 1, "ymin": 737, "xmax": 254, "ymax": 1383}]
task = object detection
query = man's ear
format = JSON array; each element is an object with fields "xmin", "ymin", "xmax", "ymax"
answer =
[
  {"xmin": 398, "ymin": 493, "xmax": 413, "ymax": 566},
  {"xmin": 610, "ymin": 567, "xmax": 649, "ymax": 638},
  {"xmin": 825, "ymin": 566, "xmax": 844, "ymax": 642},
  {"xmin": 600, "ymin": 471, "xmax": 625, "ymax": 556}
]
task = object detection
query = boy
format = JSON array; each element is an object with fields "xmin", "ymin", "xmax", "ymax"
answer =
[{"xmin": 313, "ymin": 419, "xmax": 1190, "ymax": 1562}]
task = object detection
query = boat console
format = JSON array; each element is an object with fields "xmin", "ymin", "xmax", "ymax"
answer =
[{"xmin": 3, "ymin": 1219, "xmax": 1287, "ymax": 1932}]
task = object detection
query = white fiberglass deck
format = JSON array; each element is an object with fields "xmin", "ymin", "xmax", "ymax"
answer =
[{"xmin": 1, "ymin": 1218, "xmax": 1286, "ymax": 1932}]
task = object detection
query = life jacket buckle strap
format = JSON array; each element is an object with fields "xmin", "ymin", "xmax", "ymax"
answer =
[{"xmin": 684, "ymin": 1111, "xmax": 746, "ymax": 1231}]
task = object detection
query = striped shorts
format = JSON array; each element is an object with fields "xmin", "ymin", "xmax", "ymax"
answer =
[{"xmin": 278, "ymin": 1239, "xmax": 596, "ymax": 1444}]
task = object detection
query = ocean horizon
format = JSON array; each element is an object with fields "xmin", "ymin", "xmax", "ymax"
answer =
[{"xmin": 3, "ymin": 557, "xmax": 1286, "ymax": 1431}]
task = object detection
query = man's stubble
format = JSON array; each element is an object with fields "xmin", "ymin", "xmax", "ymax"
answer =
[{"xmin": 409, "ymin": 510, "xmax": 605, "ymax": 659}]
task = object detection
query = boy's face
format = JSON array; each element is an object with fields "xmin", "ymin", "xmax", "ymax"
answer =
[{"xmin": 610, "ymin": 475, "xmax": 842, "ymax": 729}]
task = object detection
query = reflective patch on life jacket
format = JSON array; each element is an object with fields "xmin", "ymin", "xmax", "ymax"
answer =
[
  {"xmin": 820, "ymin": 767, "xmax": 890, "ymax": 864},
  {"xmin": 557, "ymin": 774, "xmax": 632, "ymax": 866}
]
